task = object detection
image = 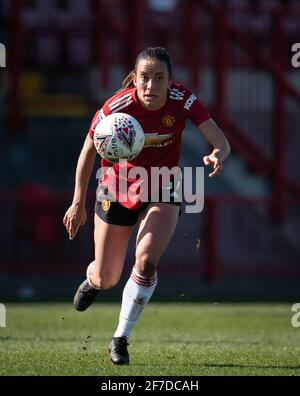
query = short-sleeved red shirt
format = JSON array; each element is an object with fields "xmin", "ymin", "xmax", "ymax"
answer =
[{"xmin": 89, "ymin": 82, "xmax": 210, "ymax": 209}]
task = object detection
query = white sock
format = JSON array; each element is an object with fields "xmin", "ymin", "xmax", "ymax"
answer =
[
  {"xmin": 114, "ymin": 267, "xmax": 158, "ymax": 339},
  {"xmin": 86, "ymin": 261, "xmax": 101, "ymax": 290}
]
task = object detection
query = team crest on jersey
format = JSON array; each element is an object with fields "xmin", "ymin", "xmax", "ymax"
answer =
[
  {"xmin": 101, "ymin": 199, "xmax": 111, "ymax": 212},
  {"xmin": 115, "ymin": 118, "xmax": 136, "ymax": 151},
  {"xmin": 162, "ymin": 115, "xmax": 175, "ymax": 128}
]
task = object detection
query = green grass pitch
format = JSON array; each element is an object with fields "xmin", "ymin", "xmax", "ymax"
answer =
[{"xmin": 0, "ymin": 302, "xmax": 299, "ymax": 376}]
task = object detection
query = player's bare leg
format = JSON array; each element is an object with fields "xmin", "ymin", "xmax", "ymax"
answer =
[
  {"xmin": 135, "ymin": 203, "xmax": 180, "ymax": 276},
  {"xmin": 109, "ymin": 203, "xmax": 179, "ymax": 365},
  {"xmin": 73, "ymin": 214, "xmax": 132, "ymax": 311},
  {"xmin": 92, "ymin": 214, "xmax": 132, "ymax": 288}
]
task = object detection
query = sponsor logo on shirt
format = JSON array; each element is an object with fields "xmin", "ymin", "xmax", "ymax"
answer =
[
  {"xmin": 184, "ymin": 93, "xmax": 197, "ymax": 110},
  {"xmin": 162, "ymin": 115, "xmax": 175, "ymax": 128},
  {"xmin": 144, "ymin": 132, "xmax": 174, "ymax": 147}
]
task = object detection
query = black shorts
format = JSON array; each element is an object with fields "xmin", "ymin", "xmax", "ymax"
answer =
[
  {"xmin": 95, "ymin": 199, "xmax": 180, "ymax": 226},
  {"xmin": 95, "ymin": 183, "xmax": 182, "ymax": 226}
]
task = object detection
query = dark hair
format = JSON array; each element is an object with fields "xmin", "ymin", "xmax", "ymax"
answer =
[{"xmin": 121, "ymin": 47, "xmax": 173, "ymax": 89}]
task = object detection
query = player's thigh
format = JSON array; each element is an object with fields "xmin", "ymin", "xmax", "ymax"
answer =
[
  {"xmin": 93, "ymin": 213, "xmax": 132, "ymax": 285},
  {"xmin": 135, "ymin": 203, "xmax": 180, "ymax": 269}
]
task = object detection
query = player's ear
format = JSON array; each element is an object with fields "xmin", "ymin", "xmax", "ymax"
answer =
[{"xmin": 167, "ymin": 78, "xmax": 172, "ymax": 89}]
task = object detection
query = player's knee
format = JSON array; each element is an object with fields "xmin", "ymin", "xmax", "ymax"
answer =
[
  {"xmin": 135, "ymin": 254, "xmax": 157, "ymax": 277},
  {"xmin": 90, "ymin": 275, "xmax": 117, "ymax": 290}
]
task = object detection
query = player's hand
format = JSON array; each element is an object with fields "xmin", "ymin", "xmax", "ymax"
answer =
[
  {"xmin": 63, "ymin": 203, "xmax": 87, "ymax": 240},
  {"xmin": 203, "ymin": 154, "xmax": 223, "ymax": 178}
]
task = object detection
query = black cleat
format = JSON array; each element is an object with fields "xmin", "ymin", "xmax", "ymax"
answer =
[
  {"xmin": 73, "ymin": 279, "xmax": 99, "ymax": 311},
  {"xmin": 108, "ymin": 337, "xmax": 129, "ymax": 365}
]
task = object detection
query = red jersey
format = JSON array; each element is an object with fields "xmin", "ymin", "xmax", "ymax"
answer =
[{"xmin": 88, "ymin": 82, "xmax": 210, "ymax": 209}]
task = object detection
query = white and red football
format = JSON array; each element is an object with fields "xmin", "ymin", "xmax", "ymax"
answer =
[{"xmin": 93, "ymin": 113, "xmax": 145, "ymax": 163}]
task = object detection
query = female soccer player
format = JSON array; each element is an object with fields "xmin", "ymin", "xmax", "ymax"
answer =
[{"xmin": 63, "ymin": 47, "xmax": 230, "ymax": 365}]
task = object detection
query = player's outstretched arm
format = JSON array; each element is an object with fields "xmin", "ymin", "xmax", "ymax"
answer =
[
  {"xmin": 198, "ymin": 119, "xmax": 231, "ymax": 178},
  {"xmin": 63, "ymin": 134, "xmax": 97, "ymax": 240}
]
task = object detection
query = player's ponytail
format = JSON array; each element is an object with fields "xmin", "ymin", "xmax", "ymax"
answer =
[{"xmin": 121, "ymin": 70, "xmax": 135, "ymax": 89}]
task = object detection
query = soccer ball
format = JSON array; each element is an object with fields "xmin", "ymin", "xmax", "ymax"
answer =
[{"xmin": 93, "ymin": 113, "xmax": 145, "ymax": 163}]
